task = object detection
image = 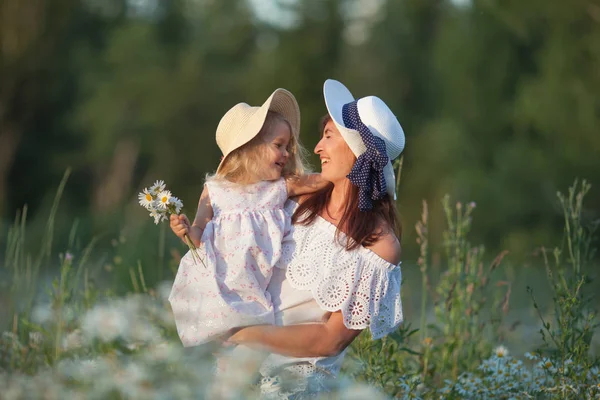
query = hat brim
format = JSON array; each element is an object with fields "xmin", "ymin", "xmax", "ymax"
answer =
[
  {"xmin": 323, "ymin": 79, "xmax": 366, "ymax": 157},
  {"xmin": 217, "ymin": 88, "xmax": 300, "ymax": 173},
  {"xmin": 323, "ymin": 79, "xmax": 396, "ymax": 199}
]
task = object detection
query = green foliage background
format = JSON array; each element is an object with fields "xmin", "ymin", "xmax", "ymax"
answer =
[{"xmin": 1, "ymin": 0, "xmax": 599, "ymax": 269}]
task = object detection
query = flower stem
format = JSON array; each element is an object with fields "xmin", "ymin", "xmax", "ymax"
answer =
[{"xmin": 183, "ymin": 233, "xmax": 206, "ymax": 268}]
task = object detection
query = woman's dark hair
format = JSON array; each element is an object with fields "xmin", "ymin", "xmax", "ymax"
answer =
[{"xmin": 292, "ymin": 115, "xmax": 401, "ymax": 251}]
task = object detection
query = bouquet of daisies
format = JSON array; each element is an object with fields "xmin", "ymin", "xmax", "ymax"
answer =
[{"xmin": 138, "ymin": 180, "xmax": 204, "ymax": 267}]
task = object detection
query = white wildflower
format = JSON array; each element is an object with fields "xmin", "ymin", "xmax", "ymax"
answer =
[
  {"xmin": 115, "ymin": 363, "xmax": 152, "ymax": 398},
  {"xmin": 149, "ymin": 180, "xmax": 166, "ymax": 195},
  {"xmin": 62, "ymin": 329, "xmax": 84, "ymax": 351},
  {"xmin": 169, "ymin": 195, "xmax": 184, "ymax": 214},
  {"xmin": 28, "ymin": 331, "xmax": 44, "ymax": 347},
  {"xmin": 538, "ymin": 358, "xmax": 557, "ymax": 374},
  {"xmin": 525, "ymin": 352, "xmax": 538, "ymax": 360},
  {"xmin": 155, "ymin": 190, "xmax": 172, "ymax": 210},
  {"xmin": 81, "ymin": 304, "xmax": 128, "ymax": 342},
  {"xmin": 494, "ymin": 345, "xmax": 509, "ymax": 359},
  {"xmin": 138, "ymin": 188, "xmax": 154, "ymax": 210},
  {"xmin": 338, "ymin": 382, "xmax": 389, "ymax": 400},
  {"xmin": 150, "ymin": 208, "xmax": 166, "ymax": 225},
  {"xmin": 143, "ymin": 342, "xmax": 181, "ymax": 363},
  {"xmin": 129, "ymin": 321, "xmax": 161, "ymax": 344},
  {"xmin": 57, "ymin": 357, "xmax": 110, "ymax": 383}
]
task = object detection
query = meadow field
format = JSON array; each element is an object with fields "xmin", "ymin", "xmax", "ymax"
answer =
[{"xmin": 1, "ymin": 175, "xmax": 598, "ymax": 399}]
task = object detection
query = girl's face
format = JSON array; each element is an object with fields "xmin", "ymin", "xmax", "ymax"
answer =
[
  {"xmin": 314, "ymin": 120, "xmax": 356, "ymax": 184},
  {"xmin": 257, "ymin": 120, "xmax": 292, "ymax": 181}
]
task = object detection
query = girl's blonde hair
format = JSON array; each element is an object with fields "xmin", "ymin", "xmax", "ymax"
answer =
[{"xmin": 210, "ymin": 111, "xmax": 310, "ymax": 184}]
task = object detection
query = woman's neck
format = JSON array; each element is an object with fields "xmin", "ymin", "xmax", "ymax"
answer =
[{"xmin": 324, "ymin": 180, "xmax": 350, "ymax": 221}]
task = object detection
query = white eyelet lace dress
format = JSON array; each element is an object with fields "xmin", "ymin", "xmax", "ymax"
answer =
[
  {"xmin": 258, "ymin": 200, "xmax": 404, "ymax": 399},
  {"xmin": 168, "ymin": 178, "xmax": 290, "ymax": 347}
]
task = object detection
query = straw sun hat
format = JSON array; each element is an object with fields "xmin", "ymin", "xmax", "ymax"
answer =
[
  {"xmin": 323, "ymin": 79, "xmax": 405, "ymax": 201},
  {"xmin": 215, "ymin": 88, "xmax": 300, "ymax": 173}
]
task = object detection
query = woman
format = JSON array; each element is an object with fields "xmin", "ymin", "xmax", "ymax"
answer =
[{"xmin": 227, "ymin": 79, "xmax": 406, "ymax": 398}]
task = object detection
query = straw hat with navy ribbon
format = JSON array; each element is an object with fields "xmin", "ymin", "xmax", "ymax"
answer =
[
  {"xmin": 323, "ymin": 79, "xmax": 405, "ymax": 211},
  {"xmin": 216, "ymin": 88, "xmax": 300, "ymax": 173}
]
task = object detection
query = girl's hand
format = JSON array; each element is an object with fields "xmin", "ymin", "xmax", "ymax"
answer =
[{"xmin": 170, "ymin": 214, "xmax": 191, "ymax": 241}]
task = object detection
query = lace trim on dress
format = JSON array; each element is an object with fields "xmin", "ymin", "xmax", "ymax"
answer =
[{"xmin": 281, "ymin": 201, "xmax": 404, "ymax": 340}]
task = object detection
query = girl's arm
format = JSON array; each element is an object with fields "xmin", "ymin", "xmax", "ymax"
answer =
[
  {"xmin": 226, "ymin": 311, "xmax": 362, "ymax": 358},
  {"xmin": 170, "ymin": 185, "xmax": 213, "ymax": 247},
  {"xmin": 188, "ymin": 185, "xmax": 213, "ymax": 246},
  {"xmin": 285, "ymin": 173, "xmax": 329, "ymax": 197}
]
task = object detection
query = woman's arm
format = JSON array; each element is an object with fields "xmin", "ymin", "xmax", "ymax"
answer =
[
  {"xmin": 285, "ymin": 174, "xmax": 329, "ymax": 197},
  {"xmin": 227, "ymin": 311, "xmax": 362, "ymax": 358}
]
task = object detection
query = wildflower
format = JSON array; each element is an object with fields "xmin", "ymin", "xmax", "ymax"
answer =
[
  {"xmin": 65, "ymin": 252, "xmax": 74, "ymax": 262},
  {"xmin": 28, "ymin": 331, "xmax": 44, "ymax": 347},
  {"xmin": 149, "ymin": 180, "xmax": 166, "ymax": 195},
  {"xmin": 149, "ymin": 208, "xmax": 166, "ymax": 225},
  {"xmin": 129, "ymin": 320, "xmax": 161, "ymax": 344},
  {"xmin": 138, "ymin": 181, "xmax": 204, "ymax": 267},
  {"xmin": 422, "ymin": 337, "xmax": 433, "ymax": 347},
  {"xmin": 155, "ymin": 190, "xmax": 172, "ymax": 210},
  {"xmin": 525, "ymin": 352, "xmax": 538, "ymax": 360},
  {"xmin": 81, "ymin": 304, "xmax": 128, "ymax": 342},
  {"xmin": 494, "ymin": 345, "xmax": 509, "ymax": 358},
  {"xmin": 456, "ymin": 384, "xmax": 467, "ymax": 396},
  {"xmin": 138, "ymin": 188, "xmax": 154, "ymax": 210},
  {"xmin": 469, "ymin": 201, "xmax": 476, "ymax": 208},
  {"xmin": 169, "ymin": 196, "xmax": 184, "ymax": 214},
  {"xmin": 62, "ymin": 329, "xmax": 84, "ymax": 350},
  {"xmin": 541, "ymin": 361, "xmax": 558, "ymax": 374}
]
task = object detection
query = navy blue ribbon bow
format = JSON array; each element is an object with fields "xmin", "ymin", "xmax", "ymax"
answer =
[{"xmin": 343, "ymin": 101, "xmax": 389, "ymax": 211}]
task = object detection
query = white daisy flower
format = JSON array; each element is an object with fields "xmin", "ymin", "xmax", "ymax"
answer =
[
  {"xmin": 525, "ymin": 352, "xmax": 538, "ymax": 360},
  {"xmin": 155, "ymin": 190, "xmax": 172, "ymax": 210},
  {"xmin": 149, "ymin": 180, "xmax": 166, "ymax": 195},
  {"xmin": 169, "ymin": 196, "xmax": 184, "ymax": 214},
  {"xmin": 150, "ymin": 209, "xmax": 166, "ymax": 225},
  {"xmin": 138, "ymin": 188, "xmax": 154, "ymax": 210},
  {"xmin": 494, "ymin": 345, "xmax": 509, "ymax": 358},
  {"xmin": 62, "ymin": 329, "xmax": 84, "ymax": 350},
  {"xmin": 81, "ymin": 304, "xmax": 128, "ymax": 343}
]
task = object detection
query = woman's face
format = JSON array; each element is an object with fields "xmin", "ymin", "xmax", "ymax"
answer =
[{"xmin": 314, "ymin": 119, "xmax": 356, "ymax": 184}]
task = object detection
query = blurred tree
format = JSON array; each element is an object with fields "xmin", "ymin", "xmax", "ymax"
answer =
[
  {"xmin": 0, "ymin": 0, "xmax": 80, "ymax": 215},
  {"xmin": 243, "ymin": 0, "xmax": 347, "ymax": 164},
  {"xmin": 72, "ymin": 0, "xmax": 260, "ymax": 221},
  {"xmin": 1, "ymin": 0, "xmax": 598, "ymax": 264}
]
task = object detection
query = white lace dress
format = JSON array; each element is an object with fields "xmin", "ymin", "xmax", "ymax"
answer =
[
  {"xmin": 168, "ymin": 178, "xmax": 290, "ymax": 347},
  {"xmin": 258, "ymin": 200, "xmax": 404, "ymax": 398}
]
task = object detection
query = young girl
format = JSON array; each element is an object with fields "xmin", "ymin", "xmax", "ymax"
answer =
[{"xmin": 168, "ymin": 88, "xmax": 325, "ymax": 348}]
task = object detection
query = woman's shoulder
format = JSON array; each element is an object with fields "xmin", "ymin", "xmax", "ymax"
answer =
[{"xmin": 366, "ymin": 224, "xmax": 402, "ymax": 265}]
